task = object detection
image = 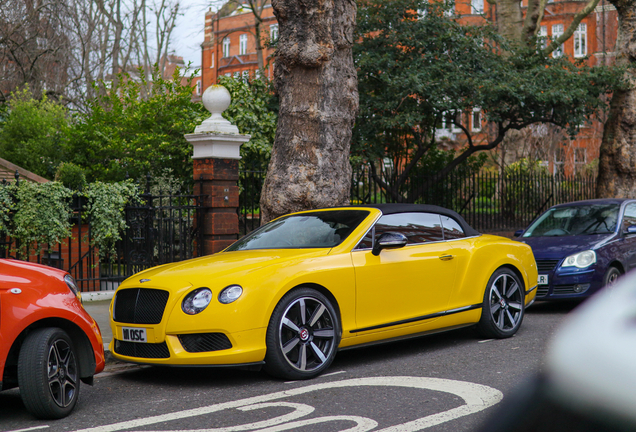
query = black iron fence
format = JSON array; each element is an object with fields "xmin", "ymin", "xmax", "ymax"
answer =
[
  {"xmin": 241, "ymin": 167, "xmax": 597, "ymax": 234},
  {"xmin": 350, "ymin": 168, "xmax": 597, "ymax": 232},
  {"xmin": 0, "ymin": 182, "xmax": 203, "ymax": 292}
]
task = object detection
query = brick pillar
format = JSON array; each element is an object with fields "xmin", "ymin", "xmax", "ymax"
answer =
[
  {"xmin": 185, "ymin": 85, "xmax": 251, "ymax": 256},
  {"xmin": 194, "ymin": 158, "xmax": 239, "ymax": 254}
]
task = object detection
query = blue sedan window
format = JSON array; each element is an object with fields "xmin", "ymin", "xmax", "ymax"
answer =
[
  {"xmin": 227, "ymin": 210, "xmax": 370, "ymax": 250},
  {"xmin": 523, "ymin": 204, "xmax": 619, "ymax": 237}
]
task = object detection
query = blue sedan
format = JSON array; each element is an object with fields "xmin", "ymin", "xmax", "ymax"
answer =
[{"xmin": 515, "ymin": 198, "xmax": 636, "ymax": 300}]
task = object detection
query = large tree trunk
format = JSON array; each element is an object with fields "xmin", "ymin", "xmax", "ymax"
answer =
[
  {"xmin": 260, "ymin": 0, "xmax": 358, "ymax": 223},
  {"xmin": 596, "ymin": 0, "xmax": 636, "ymax": 198}
]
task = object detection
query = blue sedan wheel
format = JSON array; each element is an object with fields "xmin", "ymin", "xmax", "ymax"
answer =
[
  {"xmin": 603, "ymin": 266, "xmax": 621, "ymax": 288},
  {"xmin": 477, "ymin": 268, "xmax": 525, "ymax": 339}
]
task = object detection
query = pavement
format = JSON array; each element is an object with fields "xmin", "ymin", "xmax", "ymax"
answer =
[{"xmin": 82, "ymin": 292, "xmax": 115, "ymax": 364}]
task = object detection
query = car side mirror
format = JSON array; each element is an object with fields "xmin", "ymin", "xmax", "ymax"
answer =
[
  {"xmin": 626, "ymin": 225, "xmax": 636, "ymax": 235},
  {"xmin": 372, "ymin": 232, "xmax": 408, "ymax": 256},
  {"xmin": 513, "ymin": 229, "xmax": 524, "ymax": 238}
]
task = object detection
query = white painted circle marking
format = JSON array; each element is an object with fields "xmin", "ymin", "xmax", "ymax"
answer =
[{"xmin": 72, "ymin": 376, "xmax": 503, "ymax": 432}]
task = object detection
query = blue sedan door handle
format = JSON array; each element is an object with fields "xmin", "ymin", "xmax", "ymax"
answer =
[{"xmin": 439, "ymin": 255, "xmax": 454, "ymax": 261}]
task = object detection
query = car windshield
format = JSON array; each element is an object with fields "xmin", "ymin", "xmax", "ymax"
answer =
[
  {"xmin": 226, "ymin": 210, "xmax": 370, "ymax": 251},
  {"xmin": 523, "ymin": 203, "xmax": 619, "ymax": 237}
]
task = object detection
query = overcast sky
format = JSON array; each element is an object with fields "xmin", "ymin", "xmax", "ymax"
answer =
[{"xmin": 170, "ymin": 0, "xmax": 225, "ymax": 69}]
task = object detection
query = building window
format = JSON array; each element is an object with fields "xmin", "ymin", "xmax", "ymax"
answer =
[
  {"xmin": 270, "ymin": 24, "xmax": 279, "ymax": 42},
  {"xmin": 552, "ymin": 24, "xmax": 564, "ymax": 58},
  {"xmin": 574, "ymin": 23, "xmax": 587, "ymax": 58},
  {"xmin": 225, "ymin": 72, "xmax": 232, "ymax": 77},
  {"xmin": 242, "ymin": 70, "xmax": 249, "ymax": 82},
  {"xmin": 196, "ymin": 80, "xmax": 201, "ymax": 95},
  {"xmin": 255, "ymin": 69, "xmax": 261, "ymax": 79},
  {"xmin": 538, "ymin": 25, "xmax": 547, "ymax": 50},
  {"xmin": 472, "ymin": 0, "xmax": 484, "ymax": 14},
  {"xmin": 233, "ymin": 71, "xmax": 240, "ymax": 79},
  {"xmin": 210, "ymin": 53, "xmax": 214, "ymax": 68},
  {"xmin": 222, "ymin": 37, "xmax": 230, "ymax": 58},
  {"xmin": 471, "ymin": 108, "xmax": 482, "ymax": 132},
  {"xmin": 239, "ymin": 34, "xmax": 248, "ymax": 55}
]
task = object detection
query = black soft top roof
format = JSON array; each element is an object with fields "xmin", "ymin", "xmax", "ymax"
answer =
[{"xmin": 358, "ymin": 203, "xmax": 481, "ymax": 237}]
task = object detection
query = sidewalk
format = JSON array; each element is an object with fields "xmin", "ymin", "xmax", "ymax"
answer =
[{"xmin": 82, "ymin": 292, "xmax": 115, "ymax": 363}]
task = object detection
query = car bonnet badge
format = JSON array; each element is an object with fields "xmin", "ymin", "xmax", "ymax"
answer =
[{"xmin": 140, "ymin": 279, "xmax": 151, "ymax": 283}]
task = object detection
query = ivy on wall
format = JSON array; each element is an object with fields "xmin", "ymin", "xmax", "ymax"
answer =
[{"xmin": 0, "ymin": 180, "xmax": 139, "ymax": 259}]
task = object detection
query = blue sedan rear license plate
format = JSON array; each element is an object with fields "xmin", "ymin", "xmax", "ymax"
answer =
[
  {"xmin": 122, "ymin": 327, "xmax": 147, "ymax": 343},
  {"xmin": 538, "ymin": 274, "xmax": 549, "ymax": 285}
]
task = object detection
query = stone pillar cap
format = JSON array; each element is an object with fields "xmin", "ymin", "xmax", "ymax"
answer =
[{"xmin": 194, "ymin": 85, "xmax": 240, "ymax": 134}]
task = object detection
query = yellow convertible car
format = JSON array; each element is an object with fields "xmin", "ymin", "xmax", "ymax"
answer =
[{"xmin": 109, "ymin": 204, "xmax": 537, "ymax": 379}]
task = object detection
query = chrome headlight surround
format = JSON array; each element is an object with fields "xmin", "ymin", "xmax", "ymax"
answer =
[
  {"xmin": 561, "ymin": 250, "xmax": 597, "ymax": 269},
  {"xmin": 182, "ymin": 287, "xmax": 213, "ymax": 315},
  {"xmin": 218, "ymin": 285, "xmax": 243, "ymax": 304}
]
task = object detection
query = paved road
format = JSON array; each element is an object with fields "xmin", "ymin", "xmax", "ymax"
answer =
[{"xmin": 0, "ymin": 300, "xmax": 581, "ymax": 432}]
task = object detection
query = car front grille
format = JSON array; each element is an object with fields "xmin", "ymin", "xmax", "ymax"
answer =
[
  {"xmin": 114, "ymin": 340, "xmax": 170, "ymax": 358},
  {"xmin": 536, "ymin": 260, "xmax": 561, "ymax": 273},
  {"xmin": 536, "ymin": 286, "xmax": 549, "ymax": 297},
  {"xmin": 178, "ymin": 333, "xmax": 233, "ymax": 353},
  {"xmin": 113, "ymin": 288, "xmax": 169, "ymax": 324}
]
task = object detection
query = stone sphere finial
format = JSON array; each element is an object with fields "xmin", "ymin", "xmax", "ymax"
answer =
[{"xmin": 194, "ymin": 85, "xmax": 239, "ymax": 134}]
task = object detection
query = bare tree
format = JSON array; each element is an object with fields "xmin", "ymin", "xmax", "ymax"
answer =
[
  {"xmin": 0, "ymin": 0, "xmax": 71, "ymax": 102},
  {"xmin": 260, "ymin": 0, "xmax": 358, "ymax": 222}
]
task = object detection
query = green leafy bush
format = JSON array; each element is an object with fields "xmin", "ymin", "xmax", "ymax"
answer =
[{"xmin": 55, "ymin": 162, "xmax": 87, "ymax": 191}]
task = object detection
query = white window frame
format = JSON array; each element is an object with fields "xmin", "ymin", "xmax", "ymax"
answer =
[
  {"xmin": 242, "ymin": 70, "xmax": 249, "ymax": 82},
  {"xmin": 233, "ymin": 71, "xmax": 240, "ymax": 79},
  {"xmin": 552, "ymin": 24, "xmax": 564, "ymax": 58},
  {"xmin": 255, "ymin": 69, "xmax": 261, "ymax": 79},
  {"xmin": 538, "ymin": 25, "xmax": 547, "ymax": 50},
  {"xmin": 574, "ymin": 23, "xmax": 587, "ymax": 58},
  {"xmin": 210, "ymin": 53, "xmax": 214, "ymax": 68},
  {"xmin": 195, "ymin": 80, "xmax": 201, "ymax": 95},
  {"xmin": 270, "ymin": 24, "xmax": 279, "ymax": 42},
  {"xmin": 471, "ymin": 108, "xmax": 482, "ymax": 132},
  {"xmin": 472, "ymin": 0, "xmax": 484, "ymax": 14},
  {"xmin": 222, "ymin": 37, "xmax": 230, "ymax": 58},
  {"xmin": 239, "ymin": 34, "xmax": 248, "ymax": 55}
]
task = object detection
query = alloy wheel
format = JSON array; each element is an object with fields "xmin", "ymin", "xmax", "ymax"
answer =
[
  {"xmin": 278, "ymin": 296, "xmax": 337, "ymax": 373},
  {"xmin": 47, "ymin": 339, "xmax": 78, "ymax": 408},
  {"xmin": 489, "ymin": 273, "xmax": 523, "ymax": 331}
]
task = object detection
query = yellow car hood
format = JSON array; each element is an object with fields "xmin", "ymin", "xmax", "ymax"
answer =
[{"xmin": 122, "ymin": 248, "xmax": 332, "ymax": 290}]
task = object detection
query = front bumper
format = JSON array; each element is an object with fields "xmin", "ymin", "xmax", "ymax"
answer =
[
  {"xmin": 535, "ymin": 263, "xmax": 601, "ymax": 300},
  {"xmin": 109, "ymin": 325, "xmax": 267, "ymax": 366}
]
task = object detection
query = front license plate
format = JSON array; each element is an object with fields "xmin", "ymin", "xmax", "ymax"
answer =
[
  {"xmin": 122, "ymin": 327, "xmax": 147, "ymax": 343},
  {"xmin": 538, "ymin": 274, "xmax": 549, "ymax": 285}
]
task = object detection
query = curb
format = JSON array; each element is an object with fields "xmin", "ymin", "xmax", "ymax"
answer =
[{"xmin": 83, "ymin": 290, "xmax": 115, "ymax": 302}]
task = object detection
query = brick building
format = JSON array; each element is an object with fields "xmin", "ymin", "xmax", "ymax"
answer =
[
  {"xmin": 201, "ymin": 2, "xmax": 277, "ymax": 90},
  {"xmin": 200, "ymin": 0, "xmax": 619, "ymax": 175}
]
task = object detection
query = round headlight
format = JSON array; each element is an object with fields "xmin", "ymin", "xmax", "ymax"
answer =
[
  {"xmin": 562, "ymin": 250, "xmax": 597, "ymax": 269},
  {"xmin": 182, "ymin": 288, "xmax": 212, "ymax": 315},
  {"xmin": 219, "ymin": 285, "xmax": 243, "ymax": 304}
]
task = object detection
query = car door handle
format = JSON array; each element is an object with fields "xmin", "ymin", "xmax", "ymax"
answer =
[{"xmin": 439, "ymin": 255, "xmax": 454, "ymax": 261}]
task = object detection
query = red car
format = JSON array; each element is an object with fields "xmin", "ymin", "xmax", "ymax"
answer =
[{"xmin": 0, "ymin": 259, "xmax": 105, "ymax": 419}]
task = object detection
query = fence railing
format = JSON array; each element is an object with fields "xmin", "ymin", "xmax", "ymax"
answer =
[{"xmin": 242, "ymin": 167, "xmax": 597, "ymax": 234}]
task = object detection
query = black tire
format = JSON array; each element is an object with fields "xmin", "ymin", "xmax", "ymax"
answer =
[
  {"xmin": 17, "ymin": 328, "xmax": 81, "ymax": 419},
  {"xmin": 603, "ymin": 266, "xmax": 621, "ymax": 288},
  {"xmin": 264, "ymin": 288, "xmax": 341, "ymax": 380},
  {"xmin": 476, "ymin": 268, "xmax": 525, "ymax": 339}
]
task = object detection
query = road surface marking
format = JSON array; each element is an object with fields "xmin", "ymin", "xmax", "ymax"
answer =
[{"xmin": 72, "ymin": 376, "xmax": 503, "ymax": 432}]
